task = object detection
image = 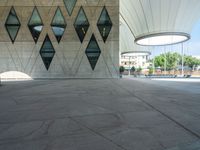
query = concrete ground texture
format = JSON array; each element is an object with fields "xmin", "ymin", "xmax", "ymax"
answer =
[{"xmin": 0, "ymin": 78, "xmax": 200, "ymax": 150}]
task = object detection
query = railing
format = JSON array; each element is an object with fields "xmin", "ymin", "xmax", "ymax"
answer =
[
  {"xmin": 146, "ymin": 74, "xmax": 192, "ymax": 78},
  {"xmin": 145, "ymin": 74, "xmax": 177, "ymax": 78}
]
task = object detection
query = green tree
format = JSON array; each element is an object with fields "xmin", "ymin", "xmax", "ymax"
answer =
[
  {"xmin": 131, "ymin": 66, "xmax": 136, "ymax": 73},
  {"xmin": 148, "ymin": 67, "xmax": 153, "ymax": 75},
  {"xmin": 136, "ymin": 66, "xmax": 142, "ymax": 73},
  {"xmin": 154, "ymin": 55, "xmax": 165, "ymax": 69},
  {"xmin": 184, "ymin": 55, "xmax": 200, "ymax": 69},
  {"xmin": 119, "ymin": 66, "xmax": 125, "ymax": 73},
  {"xmin": 166, "ymin": 52, "xmax": 181, "ymax": 70},
  {"xmin": 153, "ymin": 52, "xmax": 200, "ymax": 72},
  {"xmin": 153, "ymin": 52, "xmax": 181, "ymax": 71}
]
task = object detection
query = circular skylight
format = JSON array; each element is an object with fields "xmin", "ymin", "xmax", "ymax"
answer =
[
  {"xmin": 135, "ymin": 32, "xmax": 190, "ymax": 46},
  {"xmin": 121, "ymin": 51, "xmax": 151, "ymax": 56}
]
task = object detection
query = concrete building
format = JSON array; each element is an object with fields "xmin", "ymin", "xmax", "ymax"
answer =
[
  {"xmin": 0, "ymin": 0, "xmax": 119, "ymax": 79},
  {"xmin": 1, "ymin": 1, "xmax": 200, "ymax": 150},
  {"xmin": 120, "ymin": 51, "xmax": 150, "ymax": 70}
]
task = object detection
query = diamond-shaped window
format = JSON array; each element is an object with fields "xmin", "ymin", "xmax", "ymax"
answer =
[
  {"xmin": 85, "ymin": 34, "xmax": 101, "ymax": 70},
  {"xmin": 51, "ymin": 7, "xmax": 66, "ymax": 43},
  {"xmin": 5, "ymin": 7, "xmax": 21, "ymax": 43},
  {"xmin": 28, "ymin": 7, "xmax": 43, "ymax": 43},
  {"xmin": 40, "ymin": 35, "xmax": 55, "ymax": 70},
  {"xmin": 63, "ymin": 0, "xmax": 77, "ymax": 16},
  {"xmin": 97, "ymin": 7, "xmax": 112, "ymax": 42},
  {"xmin": 74, "ymin": 7, "xmax": 89, "ymax": 43}
]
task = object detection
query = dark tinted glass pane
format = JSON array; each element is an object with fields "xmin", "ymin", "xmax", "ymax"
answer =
[
  {"xmin": 6, "ymin": 26, "xmax": 20, "ymax": 42},
  {"xmin": 5, "ymin": 7, "xmax": 21, "ymax": 43},
  {"xmin": 97, "ymin": 7, "xmax": 112, "ymax": 42},
  {"xmin": 85, "ymin": 34, "xmax": 101, "ymax": 70},
  {"xmin": 40, "ymin": 35, "xmax": 55, "ymax": 70},
  {"xmin": 63, "ymin": 0, "xmax": 77, "ymax": 16},
  {"xmin": 6, "ymin": 7, "xmax": 19, "ymax": 24},
  {"xmin": 28, "ymin": 7, "xmax": 43, "ymax": 43},
  {"xmin": 51, "ymin": 7, "xmax": 66, "ymax": 43},
  {"xmin": 41, "ymin": 53, "xmax": 55, "ymax": 58},
  {"xmin": 74, "ymin": 7, "xmax": 89, "ymax": 43}
]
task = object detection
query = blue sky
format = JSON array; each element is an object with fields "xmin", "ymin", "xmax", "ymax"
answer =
[
  {"xmin": 188, "ymin": 19, "xmax": 200, "ymax": 56},
  {"xmin": 152, "ymin": 20, "xmax": 200, "ymax": 57}
]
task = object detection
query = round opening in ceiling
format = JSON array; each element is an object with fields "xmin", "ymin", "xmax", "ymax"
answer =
[
  {"xmin": 121, "ymin": 51, "xmax": 151, "ymax": 57},
  {"xmin": 135, "ymin": 32, "xmax": 190, "ymax": 46}
]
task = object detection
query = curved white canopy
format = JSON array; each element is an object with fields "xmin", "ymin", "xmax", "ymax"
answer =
[
  {"xmin": 120, "ymin": 0, "xmax": 200, "ymax": 47},
  {"xmin": 120, "ymin": 15, "xmax": 153, "ymax": 53},
  {"xmin": 122, "ymin": 51, "xmax": 151, "ymax": 57}
]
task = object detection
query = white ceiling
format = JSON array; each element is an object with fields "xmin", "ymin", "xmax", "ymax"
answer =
[{"xmin": 120, "ymin": 0, "xmax": 200, "ymax": 52}]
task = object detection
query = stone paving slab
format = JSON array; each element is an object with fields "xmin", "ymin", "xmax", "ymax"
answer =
[
  {"xmin": 0, "ymin": 79, "xmax": 200, "ymax": 150},
  {"xmin": 166, "ymin": 141, "xmax": 200, "ymax": 150}
]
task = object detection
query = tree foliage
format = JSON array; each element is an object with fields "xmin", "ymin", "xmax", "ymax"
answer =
[
  {"xmin": 184, "ymin": 55, "xmax": 200, "ymax": 69},
  {"xmin": 148, "ymin": 67, "xmax": 153, "ymax": 74},
  {"xmin": 166, "ymin": 52, "xmax": 181, "ymax": 70},
  {"xmin": 154, "ymin": 55, "xmax": 165, "ymax": 69},
  {"xmin": 119, "ymin": 66, "xmax": 125, "ymax": 73},
  {"xmin": 131, "ymin": 66, "xmax": 136, "ymax": 72},
  {"xmin": 153, "ymin": 52, "xmax": 200, "ymax": 71},
  {"xmin": 154, "ymin": 52, "xmax": 180, "ymax": 70},
  {"xmin": 136, "ymin": 66, "xmax": 142, "ymax": 72}
]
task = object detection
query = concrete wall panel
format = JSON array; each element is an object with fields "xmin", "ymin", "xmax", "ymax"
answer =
[{"xmin": 0, "ymin": 0, "xmax": 119, "ymax": 78}]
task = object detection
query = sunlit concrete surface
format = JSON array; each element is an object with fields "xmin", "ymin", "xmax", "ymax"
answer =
[
  {"xmin": 151, "ymin": 78, "xmax": 200, "ymax": 82},
  {"xmin": 0, "ymin": 71, "xmax": 32, "ymax": 82},
  {"xmin": 0, "ymin": 78, "xmax": 200, "ymax": 150}
]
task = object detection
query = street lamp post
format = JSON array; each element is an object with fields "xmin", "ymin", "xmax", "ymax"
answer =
[
  {"xmin": 128, "ymin": 56, "xmax": 131, "ymax": 76},
  {"xmin": 153, "ymin": 58, "xmax": 155, "ymax": 74},
  {"xmin": 181, "ymin": 43, "xmax": 184, "ymax": 76},
  {"xmin": 164, "ymin": 46, "xmax": 167, "ymax": 75}
]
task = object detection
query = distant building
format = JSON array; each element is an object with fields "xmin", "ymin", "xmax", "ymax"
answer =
[{"xmin": 120, "ymin": 51, "xmax": 151, "ymax": 70}]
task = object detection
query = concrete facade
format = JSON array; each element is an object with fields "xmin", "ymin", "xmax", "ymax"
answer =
[
  {"xmin": 0, "ymin": 0, "xmax": 119, "ymax": 79},
  {"xmin": 120, "ymin": 55, "xmax": 149, "ymax": 69}
]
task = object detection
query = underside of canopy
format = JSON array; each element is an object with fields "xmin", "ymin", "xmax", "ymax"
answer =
[{"xmin": 120, "ymin": 0, "xmax": 200, "ymax": 48}]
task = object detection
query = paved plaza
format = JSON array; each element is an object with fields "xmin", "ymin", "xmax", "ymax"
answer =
[{"xmin": 0, "ymin": 78, "xmax": 200, "ymax": 150}]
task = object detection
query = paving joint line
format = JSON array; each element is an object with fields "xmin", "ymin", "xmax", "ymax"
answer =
[
  {"xmin": 68, "ymin": 116, "xmax": 128, "ymax": 150},
  {"xmin": 112, "ymin": 79, "xmax": 200, "ymax": 140}
]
